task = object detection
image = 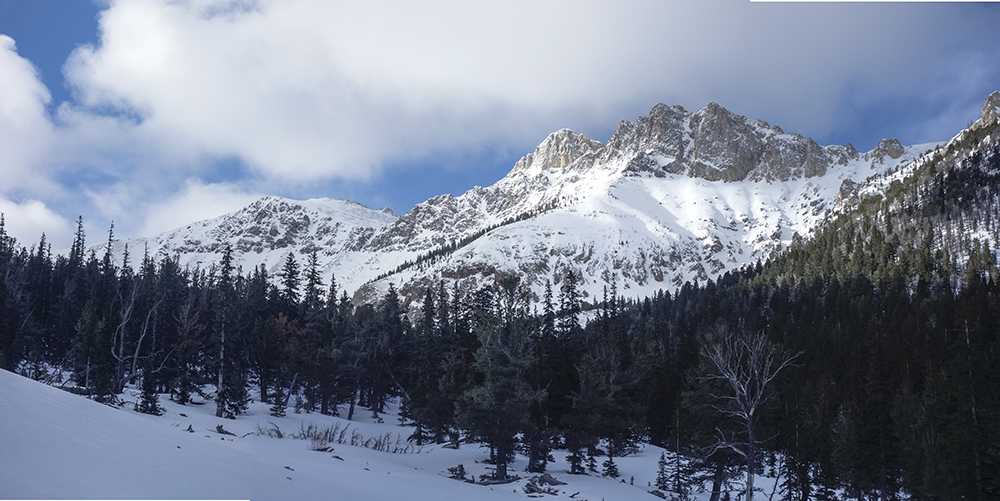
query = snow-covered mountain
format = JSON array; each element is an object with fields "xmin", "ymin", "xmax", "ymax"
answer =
[
  {"xmin": 104, "ymin": 196, "xmax": 400, "ymax": 287},
  {"xmin": 98, "ymin": 100, "xmax": 947, "ymax": 306}
]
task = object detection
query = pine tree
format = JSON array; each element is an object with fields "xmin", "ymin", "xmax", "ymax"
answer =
[
  {"xmin": 542, "ymin": 280, "xmax": 555, "ymax": 338},
  {"xmin": 213, "ymin": 245, "xmax": 249, "ymax": 418},
  {"xmin": 302, "ymin": 249, "xmax": 322, "ymax": 312},
  {"xmin": 0, "ymin": 215, "xmax": 17, "ymax": 371},
  {"xmin": 456, "ymin": 275, "xmax": 540, "ymax": 481},
  {"xmin": 565, "ymin": 449, "xmax": 586, "ymax": 475},
  {"xmin": 405, "ymin": 287, "xmax": 445, "ymax": 445},
  {"xmin": 69, "ymin": 215, "xmax": 85, "ymax": 268},
  {"xmin": 602, "ymin": 455, "xmax": 620, "ymax": 478},
  {"xmin": 246, "ymin": 264, "xmax": 279, "ymax": 404},
  {"xmin": 558, "ymin": 270, "xmax": 581, "ymax": 335},
  {"xmin": 136, "ymin": 356, "xmax": 163, "ymax": 416},
  {"xmin": 657, "ymin": 451, "xmax": 670, "ymax": 490},
  {"xmin": 365, "ymin": 284, "xmax": 407, "ymax": 419},
  {"xmin": 280, "ymin": 252, "xmax": 300, "ymax": 313},
  {"xmin": 270, "ymin": 385, "xmax": 287, "ymax": 418}
]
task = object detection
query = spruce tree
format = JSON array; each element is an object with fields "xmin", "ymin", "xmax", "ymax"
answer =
[
  {"xmin": 656, "ymin": 451, "xmax": 670, "ymax": 490},
  {"xmin": 602, "ymin": 455, "xmax": 620, "ymax": 478},
  {"xmin": 136, "ymin": 357, "xmax": 163, "ymax": 416},
  {"xmin": 213, "ymin": 245, "xmax": 249, "ymax": 418},
  {"xmin": 279, "ymin": 252, "xmax": 300, "ymax": 313},
  {"xmin": 302, "ymin": 249, "xmax": 322, "ymax": 312},
  {"xmin": 456, "ymin": 276, "xmax": 540, "ymax": 481},
  {"xmin": 405, "ymin": 287, "xmax": 443, "ymax": 445},
  {"xmin": 557, "ymin": 270, "xmax": 581, "ymax": 335},
  {"xmin": 270, "ymin": 385, "xmax": 287, "ymax": 418},
  {"xmin": 0, "ymin": 215, "xmax": 16, "ymax": 371}
]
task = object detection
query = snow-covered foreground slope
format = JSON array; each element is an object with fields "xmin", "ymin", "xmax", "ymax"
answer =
[{"xmin": 1, "ymin": 369, "xmax": 757, "ymax": 500}]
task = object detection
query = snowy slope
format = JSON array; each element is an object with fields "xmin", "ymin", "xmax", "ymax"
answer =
[
  {"xmin": 0, "ymin": 368, "xmax": 740, "ymax": 500},
  {"xmin": 98, "ymin": 101, "xmax": 940, "ymax": 306},
  {"xmin": 96, "ymin": 196, "xmax": 399, "ymax": 288},
  {"xmin": 359, "ymin": 138, "xmax": 931, "ymax": 305},
  {"xmin": 351, "ymin": 114, "xmax": 933, "ymax": 304}
]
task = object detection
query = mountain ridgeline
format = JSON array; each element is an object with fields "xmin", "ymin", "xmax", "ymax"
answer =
[
  {"xmin": 97, "ymin": 99, "xmax": 932, "ymax": 309},
  {"xmin": 2, "ymin": 92, "xmax": 1000, "ymax": 500},
  {"xmin": 773, "ymin": 92, "xmax": 1000, "ymax": 286}
]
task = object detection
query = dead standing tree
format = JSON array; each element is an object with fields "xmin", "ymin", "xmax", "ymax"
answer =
[{"xmin": 702, "ymin": 329, "xmax": 800, "ymax": 501}]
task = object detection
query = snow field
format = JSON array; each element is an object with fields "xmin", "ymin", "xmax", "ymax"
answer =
[{"xmin": 1, "ymin": 369, "xmax": 769, "ymax": 500}]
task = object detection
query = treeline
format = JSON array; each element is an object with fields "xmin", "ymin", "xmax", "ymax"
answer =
[
  {"xmin": 720, "ymin": 121, "xmax": 1000, "ymax": 500},
  {"xmin": 370, "ymin": 197, "xmax": 562, "ymax": 283},
  {"xmin": 0, "ymin": 217, "xmax": 661, "ymax": 484},
  {"xmin": 3, "ymin": 213, "xmax": 998, "ymax": 499},
  {"xmin": 1, "ymin": 123, "xmax": 998, "ymax": 499}
]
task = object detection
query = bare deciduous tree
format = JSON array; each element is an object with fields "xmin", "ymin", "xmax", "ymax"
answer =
[{"xmin": 702, "ymin": 328, "xmax": 800, "ymax": 501}]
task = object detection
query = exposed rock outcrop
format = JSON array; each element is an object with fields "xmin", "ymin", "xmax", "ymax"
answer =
[{"xmin": 976, "ymin": 91, "xmax": 1000, "ymax": 129}]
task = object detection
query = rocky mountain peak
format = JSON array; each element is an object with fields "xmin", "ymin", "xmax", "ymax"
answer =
[
  {"xmin": 977, "ymin": 90, "xmax": 1000, "ymax": 129},
  {"xmin": 607, "ymin": 101, "xmax": 850, "ymax": 183},
  {"xmin": 688, "ymin": 102, "xmax": 772, "ymax": 181},
  {"xmin": 511, "ymin": 129, "xmax": 604, "ymax": 174},
  {"xmin": 99, "ymin": 97, "xmax": 943, "ymax": 309},
  {"xmin": 869, "ymin": 138, "xmax": 905, "ymax": 164},
  {"xmin": 606, "ymin": 103, "xmax": 687, "ymax": 160}
]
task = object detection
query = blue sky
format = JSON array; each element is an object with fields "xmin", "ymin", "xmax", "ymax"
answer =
[{"xmin": 1, "ymin": 0, "xmax": 999, "ymax": 250}]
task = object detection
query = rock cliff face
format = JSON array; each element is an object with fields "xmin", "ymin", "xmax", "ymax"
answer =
[
  {"xmin": 604, "ymin": 102, "xmax": 860, "ymax": 183},
  {"xmin": 98, "ymin": 99, "xmax": 952, "ymax": 308},
  {"xmin": 977, "ymin": 91, "xmax": 1000, "ymax": 129}
]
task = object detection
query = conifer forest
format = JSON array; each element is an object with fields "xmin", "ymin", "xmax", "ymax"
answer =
[{"xmin": 3, "ymin": 121, "xmax": 1000, "ymax": 501}]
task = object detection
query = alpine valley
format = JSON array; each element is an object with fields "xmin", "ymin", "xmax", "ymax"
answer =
[
  {"xmin": 97, "ymin": 95, "xmax": 999, "ymax": 309},
  {"xmin": 6, "ymin": 91, "xmax": 1000, "ymax": 501}
]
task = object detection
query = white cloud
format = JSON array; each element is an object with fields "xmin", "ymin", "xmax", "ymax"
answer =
[
  {"xmin": 2, "ymin": 0, "xmax": 998, "ymax": 243},
  {"xmin": 138, "ymin": 179, "xmax": 263, "ymax": 236},
  {"xmin": 62, "ymin": 1, "xmax": 994, "ymax": 184},
  {"xmin": 0, "ymin": 197, "xmax": 72, "ymax": 251},
  {"xmin": 0, "ymin": 35, "xmax": 55, "ymax": 192}
]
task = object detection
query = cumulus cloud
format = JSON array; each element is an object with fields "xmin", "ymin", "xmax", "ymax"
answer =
[
  {"xmin": 0, "ymin": 35, "xmax": 54, "ymax": 192},
  {"xmin": 0, "ymin": 196, "xmax": 72, "ymax": 250},
  {"xmin": 137, "ymin": 179, "xmax": 263, "ymax": 236},
  {"xmin": 0, "ymin": 35, "xmax": 70, "ymax": 248},
  {"xmin": 1, "ymin": 0, "xmax": 998, "ymax": 243},
  {"xmin": 60, "ymin": 0, "xmax": 999, "ymax": 186}
]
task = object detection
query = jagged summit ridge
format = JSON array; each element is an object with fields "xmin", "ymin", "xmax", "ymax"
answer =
[
  {"xmin": 98, "ymin": 98, "xmax": 951, "ymax": 307},
  {"xmin": 512, "ymin": 128, "xmax": 605, "ymax": 175},
  {"xmin": 605, "ymin": 101, "xmax": 867, "ymax": 183},
  {"xmin": 835, "ymin": 91, "xmax": 1000, "ymax": 218},
  {"xmin": 345, "ymin": 101, "xmax": 932, "ymax": 304}
]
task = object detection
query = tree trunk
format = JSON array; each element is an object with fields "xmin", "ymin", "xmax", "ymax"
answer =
[
  {"xmin": 710, "ymin": 460, "xmax": 725, "ymax": 501},
  {"xmin": 675, "ymin": 406, "xmax": 682, "ymax": 495},
  {"xmin": 216, "ymin": 325, "xmax": 225, "ymax": 418},
  {"xmin": 259, "ymin": 369, "xmax": 268, "ymax": 404},
  {"xmin": 347, "ymin": 384, "xmax": 357, "ymax": 421},
  {"xmin": 747, "ymin": 412, "xmax": 755, "ymax": 501},
  {"xmin": 284, "ymin": 372, "xmax": 298, "ymax": 407},
  {"xmin": 965, "ymin": 322, "xmax": 984, "ymax": 500},
  {"xmin": 495, "ymin": 442, "xmax": 508, "ymax": 480},
  {"xmin": 126, "ymin": 298, "xmax": 161, "ymax": 392}
]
